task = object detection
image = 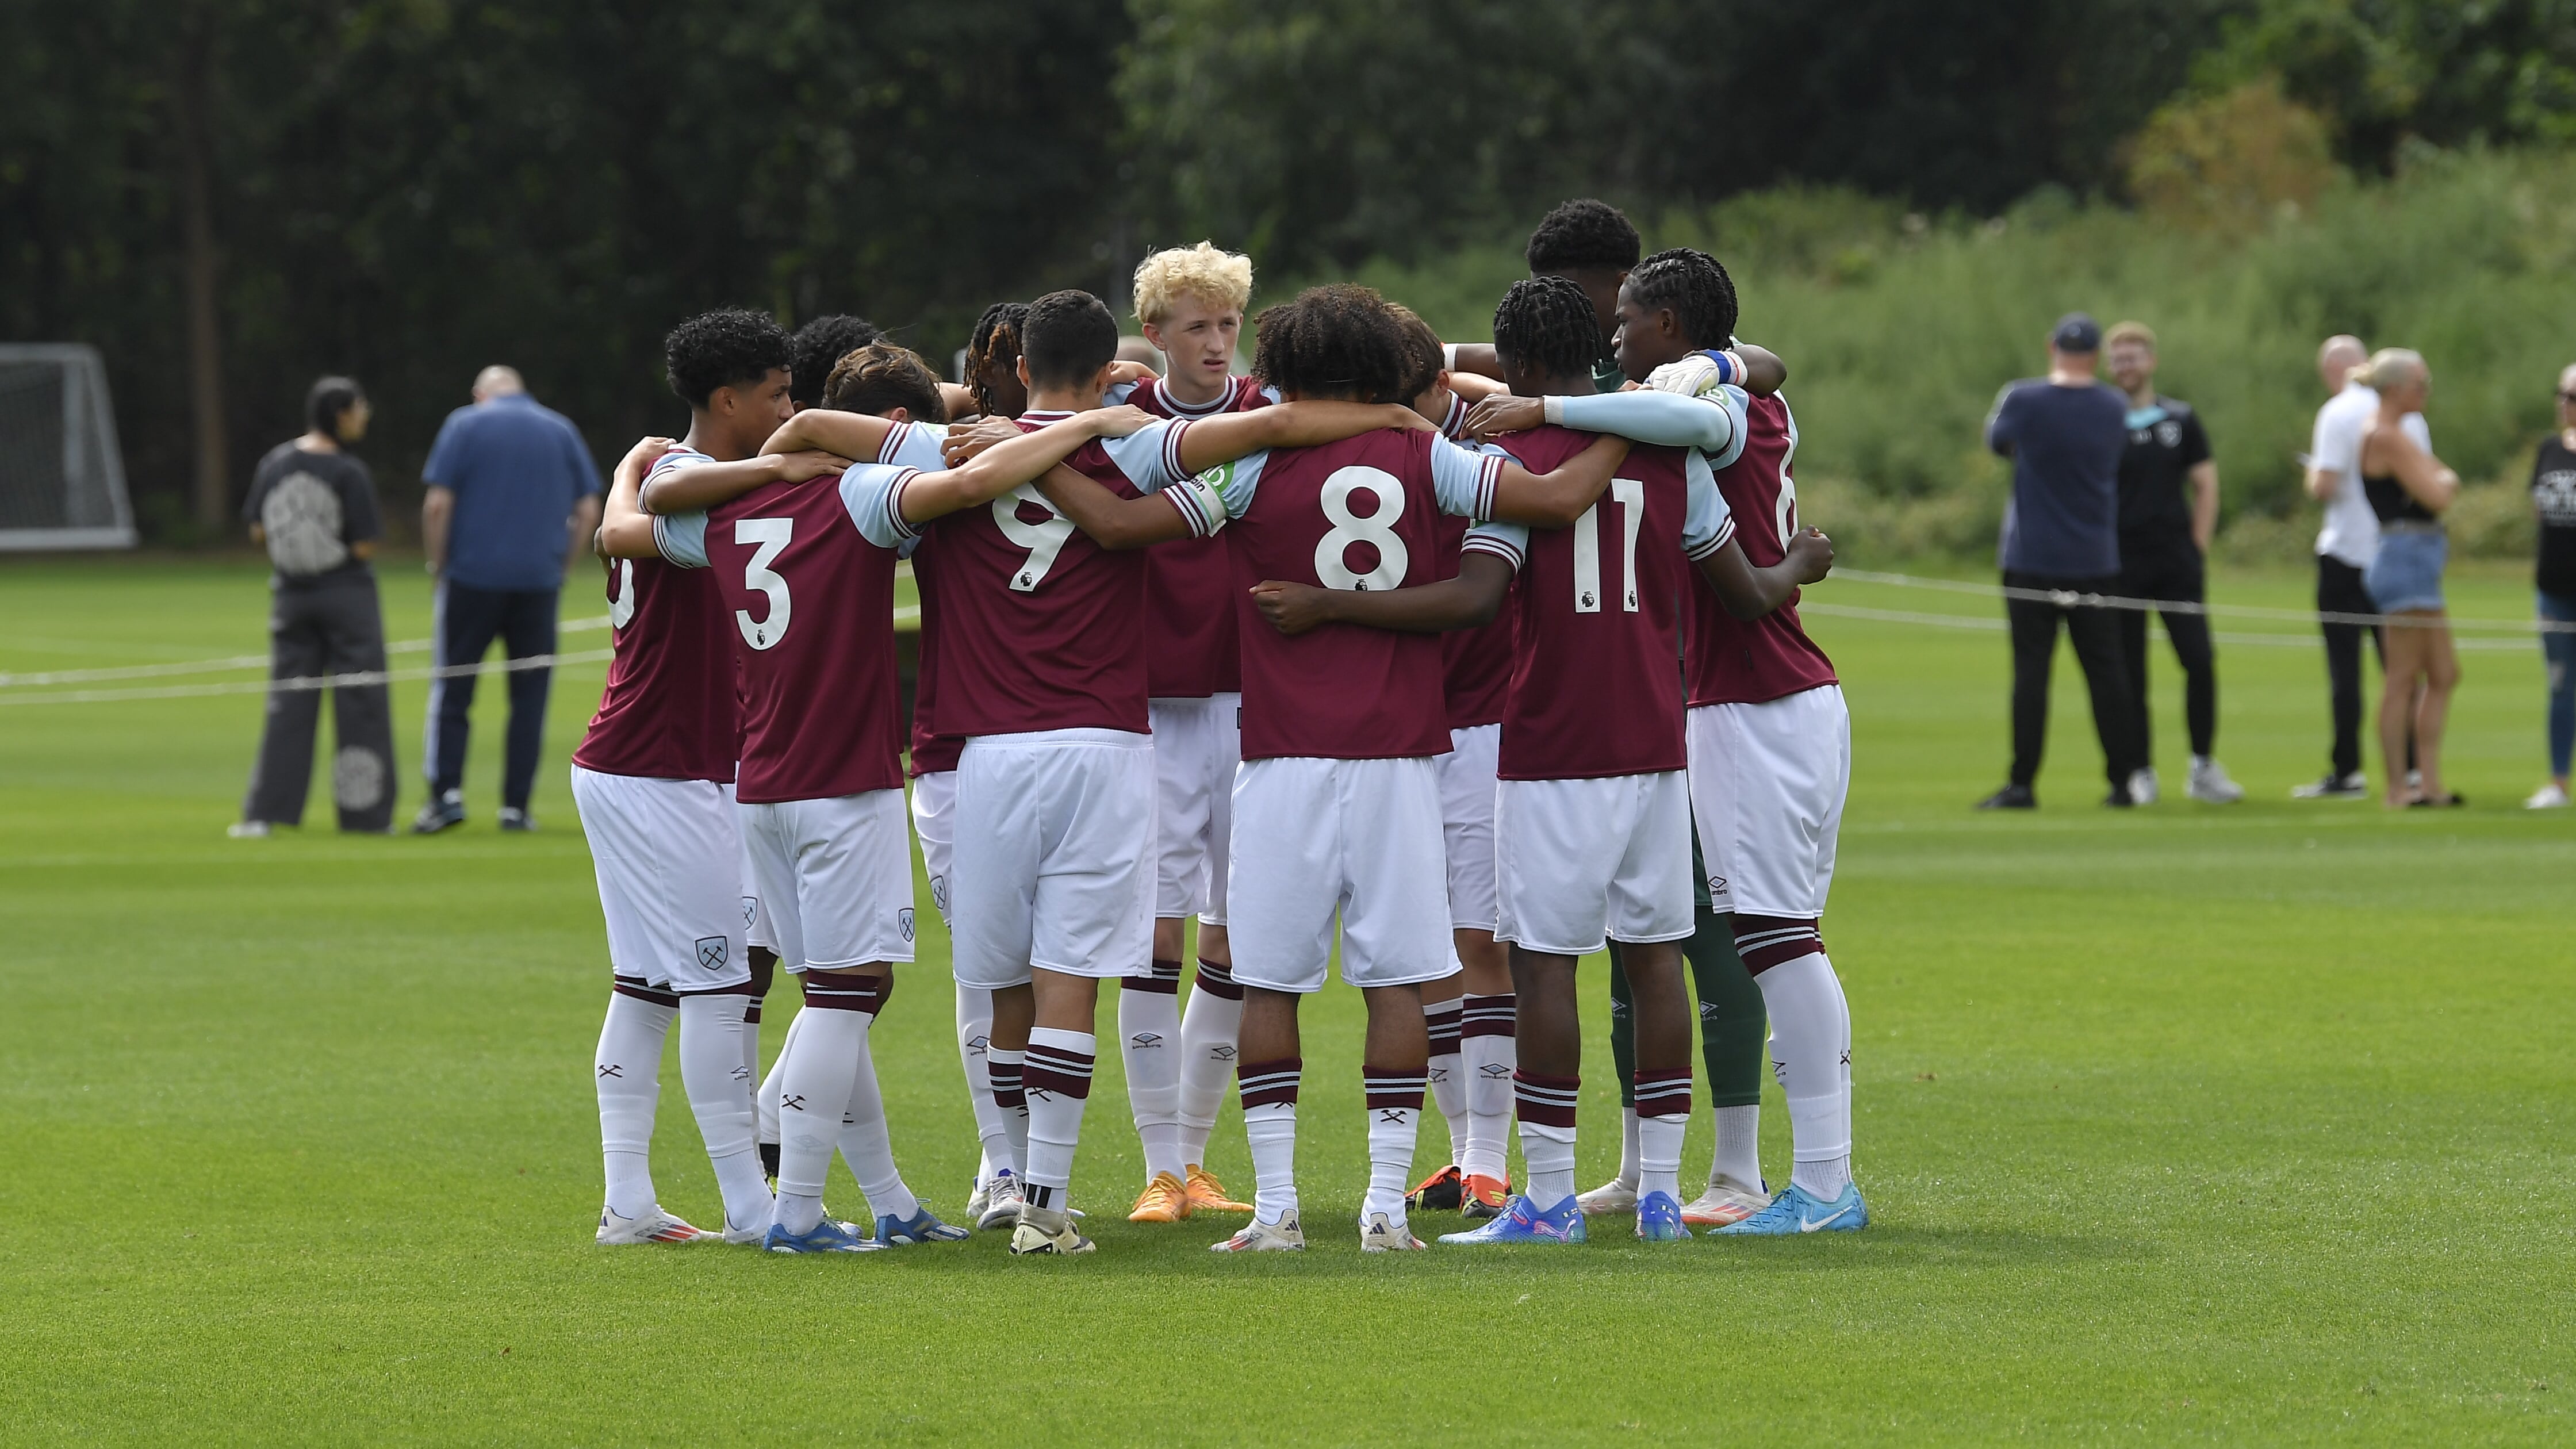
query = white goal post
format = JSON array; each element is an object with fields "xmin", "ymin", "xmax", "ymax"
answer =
[{"xmin": 0, "ymin": 344, "xmax": 137, "ymax": 551}]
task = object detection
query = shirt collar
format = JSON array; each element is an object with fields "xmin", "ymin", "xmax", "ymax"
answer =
[{"xmin": 1019, "ymin": 408, "xmax": 1076, "ymax": 425}]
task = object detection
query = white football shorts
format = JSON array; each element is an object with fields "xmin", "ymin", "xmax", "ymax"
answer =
[
  {"xmin": 723, "ymin": 783, "xmax": 776, "ymax": 953},
  {"xmin": 950, "ymin": 728, "xmax": 1155, "ymax": 990},
  {"xmin": 908, "ymin": 768, "xmax": 957, "ymax": 929},
  {"xmin": 1686, "ymin": 684, "xmax": 1851, "ymax": 919},
  {"xmin": 1494, "ymin": 769, "xmax": 1693, "ymax": 956},
  {"xmin": 1148, "ymin": 693, "xmax": 1240, "ymax": 925},
  {"xmin": 1435, "ymin": 722, "xmax": 1501, "ymax": 932},
  {"xmin": 570, "ymin": 764, "xmax": 749, "ymax": 992},
  {"xmin": 1228, "ymin": 755, "xmax": 1456, "ymax": 994},
  {"xmin": 736, "ymin": 787, "xmax": 917, "ymax": 974}
]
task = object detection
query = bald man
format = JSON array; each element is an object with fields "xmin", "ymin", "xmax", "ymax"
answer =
[
  {"xmin": 2299, "ymin": 334, "xmax": 2422, "ymax": 798},
  {"xmin": 416, "ymin": 365, "xmax": 603, "ymax": 833}
]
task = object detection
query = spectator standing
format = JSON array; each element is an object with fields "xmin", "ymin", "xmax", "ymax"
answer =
[
  {"xmin": 1976, "ymin": 313, "xmax": 2146, "ymax": 810},
  {"xmin": 2297, "ymin": 335, "xmax": 2425, "ymax": 799},
  {"xmin": 232, "ymin": 377, "xmax": 396, "ymax": 836},
  {"xmin": 2524, "ymin": 362, "xmax": 2576, "ymax": 810},
  {"xmin": 2103, "ymin": 320, "xmax": 2241, "ymax": 804},
  {"xmin": 414, "ymin": 365, "xmax": 602, "ymax": 833},
  {"xmin": 2352, "ymin": 350, "xmax": 2462, "ymax": 808}
]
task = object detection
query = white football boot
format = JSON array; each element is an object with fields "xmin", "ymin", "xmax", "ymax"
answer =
[
  {"xmin": 1210, "ymin": 1210, "xmax": 1306, "ymax": 1252},
  {"xmin": 596, "ymin": 1205, "xmax": 718, "ymax": 1245},
  {"xmin": 1574, "ymin": 1176, "xmax": 1638, "ymax": 1215},
  {"xmin": 2187, "ymin": 756, "xmax": 2245, "ymax": 803},
  {"xmin": 1359, "ymin": 1211, "xmax": 1427, "ymax": 1252}
]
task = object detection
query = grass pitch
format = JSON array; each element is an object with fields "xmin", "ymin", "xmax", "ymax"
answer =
[{"xmin": 2, "ymin": 554, "xmax": 2570, "ymax": 1444}]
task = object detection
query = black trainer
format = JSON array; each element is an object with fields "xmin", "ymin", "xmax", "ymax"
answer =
[
  {"xmin": 1975, "ymin": 784, "xmax": 2036, "ymax": 810},
  {"xmin": 411, "ymin": 789, "xmax": 466, "ymax": 834},
  {"xmin": 498, "ymin": 807, "xmax": 537, "ymax": 833}
]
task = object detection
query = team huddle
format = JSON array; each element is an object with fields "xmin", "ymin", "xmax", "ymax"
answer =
[{"xmin": 573, "ymin": 198, "xmax": 1864, "ymax": 1255}]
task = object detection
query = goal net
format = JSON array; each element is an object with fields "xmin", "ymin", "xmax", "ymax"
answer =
[{"xmin": 0, "ymin": 344, "xmax": 136, "ymax": 551}]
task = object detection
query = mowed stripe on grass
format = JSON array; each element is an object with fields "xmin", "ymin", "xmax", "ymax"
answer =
[{"xmin": 1, "ymin": 555, "xmax": 2569, "ymax": 1444}]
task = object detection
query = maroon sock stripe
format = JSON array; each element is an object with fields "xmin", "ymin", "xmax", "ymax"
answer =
[
  {"xmin": 1022, "ymin": 1044, "xmax": 1096, "ymax": 1099},
  {"xmin": 1363, "ymin": 1067, "xmax": 1427, "ymax": 1111},
  {"xmin": 1238, "ymin": 1057, "xmax": 1302, "ymax": 1109},
  {"xmin": 988, "ymin": 1060, "xmax": 1026, "ymax": 1111},
  {"xmin": 612, "ymin": 976, "xmax": 680, "ymax": 1009},
  {"xmin": 742, "ymin": 1003, "xmax": 765, "ymax": 1025},
  {"xmin": 1127, "ymin": 956, "xmax": 1184, "ymax": 994},
  {"xmin": 1193, "ymin": 958, "xmax": 1244, "ymax": 1000},
  {"xmin": 802, "ymin": 977, "xmax": 883, "ymax": 1012},
  {"xmin": 1425, "ymin": 1003, "xmax": 1463, "ymax": 1053},
  {"xmin": 1460, "ymin": 994, "xmax": 1517, "ymax": 1038},
  {"xmin": 1732, "ymin": 915, "xmax": 1824, "ymax": 974},
  {"xmin": 1513, "ymin": 1070, "xmax": 1581, "ymax": 1129},
  {"xmin": 1632, "ymin": 1067, "xmax": 1693, "ymax": 1120}
]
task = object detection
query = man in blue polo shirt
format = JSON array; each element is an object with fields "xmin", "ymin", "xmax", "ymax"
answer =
[
  {"xmin": 1976, "ymin": 313, "xmax": 2146, "ymax": 810},
  {"xmin": 415, "ymin": 365, "xmax": 602, "ymax": 833}
]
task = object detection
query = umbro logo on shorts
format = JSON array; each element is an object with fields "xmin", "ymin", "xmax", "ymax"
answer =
[
  {"xmin": 696, "ymin": 937, "xmax": 728, "ymax": 971},
  {"xmin": 897, "ymin": 908, "xmax": 916, "ymax": 944},
  {"xmin": 1709, "ymin": 875, "xmax": 1728, "ymax": 894}
]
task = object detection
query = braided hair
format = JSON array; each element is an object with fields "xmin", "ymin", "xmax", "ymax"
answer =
[
  {"xmin": 789, "ymin": 315, "xmax": 883, "ymax": 410},
  {"xmin": 822, "ymin": 343, "xmax": 947, "ymax": 422},
  {"xmin": 964, "ymin": 301, "xmax": 1029, "ymax": 417},
  {"xmin": 1491, "ymin": 275, "xmax": 1601, "ymax": 381},
  {"xmin": 1524, "ymin": 198, "xmax": 1640, "ymax": 273},
  {"xmin": 1251, "ymin": 284, "xmax": 1410, "ymax": 404},
  {"xmin": 1626, "ymin": 248, "xmax": 1738, "ymax": 351}
]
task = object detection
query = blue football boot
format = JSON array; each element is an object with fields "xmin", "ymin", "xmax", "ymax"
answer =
[
  {"xmin": 875, "ymin": 1206, "xmax": 971, "ymax": 1245},
  {"xmin": 1633, "ymin": 1190, "xmax": 1693, "ymax": 1241},
  {"xmin": 763, "ymin": 1214, "xmax": 884, "ymax": 1254},
  {"xmin": 1436, "ymin": 1193, "xmax": 1587, "ymax": 1245},
  {"xmin": 1712, "ymin": 1181, "xmax": 1868, "ymax": 1236}
]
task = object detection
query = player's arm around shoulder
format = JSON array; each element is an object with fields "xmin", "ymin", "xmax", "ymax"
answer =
[
  {"xmin": 1251, "ymin": 530, "xmax": 1519, "ymax": 638},
  {"xmin": 1479, "ymin": 431, "xmax": 1632, "ymax": 529},
  {"xmin": 1168, "ymin": 400, "xmax": 1428, "ymax": 478},
  {"xmin": 895, "ymin": 405, "xmax": 1155, "ymax": 527},
  {"xmin": 637, "ymin": 446, "xmax": 849, "ymax": 515},
  {"xmin": 597, "ymin": 437, "xmax": 679, "ymax": 559}
]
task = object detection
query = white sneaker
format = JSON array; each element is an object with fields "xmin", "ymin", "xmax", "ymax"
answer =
[
  {"xmin": 720, "ymin": 1199, "xmax": 777, "ymax": 1245},
  {"xmin": 975, "ymin": 1171, "xmax": 1024, "ymax": 1231},
  {"xmin": 2187, "ymin": 757, "xmax": 2245, "ymax": 804},
  {"xmin": 964, "ymin": 1174, "xmax": 991, "ymax": 1222},
  {"xmin": 1007, "ymin": 1204, "xmax": 1094, "ymax": 1256},
  {"xmin": 595, "ymin": 1205, "xmax": 718, "ymax": 1244},
  {"xmin": 2527, "ymin": 782, "xmax": 2571, "ymax": 810},
  {"xmin": 1574, "ymin": 1176, "xmax": 1638, "ymax": 1215},
  {"xmin": 2127, "ymin": 766, "xmax": 2159, "ymax": 804},
  {"xmin": 1679, "ymin": 1182, "xmax": 1772, "ymax": 1229},
  {"xmin": 226, "ymin": 821, "xmax": 271, "ymax": 839},
  {"xmin": 1210, "ymin": 1210, "xmax": 1306, "ymax": 1252},
  {"xmin": 1359, "ymin": 1210, "xmax": 1427, "ymax": 1252}
]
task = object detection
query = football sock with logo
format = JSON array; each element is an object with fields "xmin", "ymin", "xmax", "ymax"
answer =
[
  {"xmin": 1177, "ymin": 958, "xmax": 1245, "ymax": 1170},
  {"xmin": 1423, "ymin": 998, "xmax": 1467, "ymax": 1164},
  {"xmin": 836, "ymin": 1003, "xmax": 920, "ymax": 1224},
  {"xmin": 1122, "ymin": 961, "xmax": 1186, "ymax": 1182},
  {"xmin": 1687, "ymin": 909, "xmax": 1768, "ymax": 1191},
  {"xmin": 1632, "ymin": 1068, "xmax": 1692, "ymax": 1205},
  {"xmin": 741, "ymin": 948, "xmax": 776, "ymax": 1171},
  {"xmin": 1736, "ymin": 918, "xmax": 1854, "ymax": 1201},
  {"xmin": 1460, "ymin": 993, "xmax": 1517, "ymax": 1181},
  {"xmin": 1363, "ymin": 1064, "xmax": 1426, "ymax": 1221},
  {"xmin": 677, "ymin": 992, "xmax": 770, "ymax": 1232},
  {"xmin": 953, "ymin": 983, "xmax": 1010, "ymax": 1180},
  {"xmin": 1238, "ymin": 1057, "xmax": 1302, "ymax": 1224},
  {"xmin": 771, "ymin": 979, "xmax": 875, "ymax": 1236},
  {"xmin": 1021, "ymin": 1027, "xmax": 1096, "ymax": 1203},
  {"xmin": 1513, "ymin": 1070, "xmax": 1581, "ymax": 1211},
  {"xmin": 597, "ymin": 981, "xmax": 677, "ymax": 1220},
  {"xmin": 757, "ymin": 1004, "xmax": 807, "ymax": 1170},
  {"xmin": 985, "ymin": 1047, "xmax": 1028, "ymax": 1179}
]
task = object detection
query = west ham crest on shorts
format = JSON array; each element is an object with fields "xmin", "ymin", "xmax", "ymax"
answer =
[
  {"xmin": 897, "ymin": 908, "xmax": 915, "ymax": 944},
  {"xmin": 695, "ymin": 936, "xmax": 728, "ymax": 971}
]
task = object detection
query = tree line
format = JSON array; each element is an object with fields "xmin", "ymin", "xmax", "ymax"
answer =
[{"xmin": 3, "ymin": 0, "xmax": 2566, "ymax": 540}]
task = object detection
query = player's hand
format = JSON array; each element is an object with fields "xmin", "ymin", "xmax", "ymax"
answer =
[
  {"xmin": 940, "ymin": 416, "xmax": 1021, "ymax": 464},
  {"xmin": 770, "ymin": 449, "xmax": 852, "ymax": 483},
  {"xmin": 1784, "ymin": 526, "xmax": 1834, "ymax": 584},
  {"xmin": 1465, "ymin": 395, "xmax": 1543, "ymax": 440},
  {"xmin": 618, "ymin": 435, "xmax": 678, "ymax": 471},
  {"xmin": 1251, "ymin": 580, "xmax": 1336, "ymax": 636},
  {"xmin": 1086, "ymin": 403, "xmax": 1155, "ymax": 439}
]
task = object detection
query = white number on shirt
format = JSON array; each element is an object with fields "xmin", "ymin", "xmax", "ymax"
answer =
[
  {"xmin": 1316, "ymin": 466, "xmax": 1409, "ymax": 591},
  {"xmin": 607, "ymin": 559, "xmax": 637, "ymax": 630},
  {"xmin": 733, "ymin": 517, "xmax": 792, "ymax": 650},
  {"xmin": 992, "ymin": 485, "xmax": 1076, "ymax": 592},
  {"xmin": 1571, "ymin": 478, "xmax": 1645, "ymax": 613},
  {"xmin": 1773, "ymin": 412, "xmax": 1802, "ymax": 548}
]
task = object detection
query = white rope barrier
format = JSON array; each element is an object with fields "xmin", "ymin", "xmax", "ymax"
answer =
[{"xmin": 1828, "ymin": 568, "xmax": 2576, "ymax": 634}]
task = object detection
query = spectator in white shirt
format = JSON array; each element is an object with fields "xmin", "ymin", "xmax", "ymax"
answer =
[{"xmin": 2297, "ymin": 335, "xmax": 2425, "ymax": 798}]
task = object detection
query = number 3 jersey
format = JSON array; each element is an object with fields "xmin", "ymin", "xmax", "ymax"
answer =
[
  {"xmin": 876, "ymin": 413, "xmax": 1195, "ymax": 738},
  {"xmin": 653, "ymin": 457, "xmax": 922, "ymax": 804},
  {"xmin": 1465, "ymin": 424, "xmax": 1734, "ymax": 780},
  {"xmin": 571, "ymin": 453, "xmax": 739, "ymax": 784},
  {"xmin": 1163, "ymin": 426, "xmax": 1503, "ymax": 761},
  {"xmin": 1685, "ymin": 392, "xmax": 1837, "ymax": 707}
]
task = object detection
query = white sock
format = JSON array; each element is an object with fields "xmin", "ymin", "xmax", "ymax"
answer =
[
  {"xmin": 771, "ymin": 1003, "xmax": 867, "ymax": 1230},
  {"xmin": 1710, "ymin": 1103, "xmax": 1763, "ymax": 1194},
  {"xmin": 1517, "ymin": 1120, "xmax": 1577, "ymax": 1212},
  {"xmin": 758, "ymin": 1004, "xmax": 807, "ymax": 1151},
  {"xmin": 1240, "ymin": 1056, "xmax": 1302, "ymax": 1223},
  {"xmin": 1423, "ymin": 998, "xmax": 1466, "ymax": 1164},
  {"xmin": 953, "ymin": 984, "xmax": 1009, "ymax": 1178},
  {"xmin": 677, "ymin": 993, "xmax": 770, "ymax": 1232},
  {"xmin": 1638, "ymin": 1114, "xmax": 1685, "ymax": 1203},
  {"xmin": 835, "ymin": 1012, "xmax": 919, "ymax": 1224},
  {"xmin": 1615, "ymin": 1106, "xmax": 1642, "ymax": 1188},
  {"xmin": 1021, "ymin": 1026, "xmax": 1096, "ymax": 1203},
  {"xmin": 1753, "ymin": 951, "xmax": 1855, "ymax": 1199},
  {"xmin": 986, "ymin": 1046, "xmax": 1027, "ymax": 1179},
  {"xmin": 596, "ymin": 988, "xmax": 674, "ymax": 1219},
  {"xmin": 1460, "ymin": 997, "xmax": 1516, "ymax": 1181},
  {"xmin": 1176, "ymin": 961, "xmax": 1245, "ymax": 1170},
  {"xmin": 1362, "ymin": 1064, "xmax": 1426, "ymax": 1221},
  {"xmin": 1121, "ymin": 968, "xmax": 1186, "ymax": 1182}
]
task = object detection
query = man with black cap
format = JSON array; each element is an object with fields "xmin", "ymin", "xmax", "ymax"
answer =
[{"xmin": 1976, "ymin": 313, "xmax": 2146, "ymax": 809}]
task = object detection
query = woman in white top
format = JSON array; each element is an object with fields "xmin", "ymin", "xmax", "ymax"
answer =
[{"xmin": 2352, "ymin": 350, "xmax": 2463, "ymax": 807}]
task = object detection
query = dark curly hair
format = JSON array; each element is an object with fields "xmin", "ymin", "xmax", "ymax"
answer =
[
  {"xmin": 1525, "ymin": 198, "xmax": 1640, "ymax": 274},
  {"xmin": 1492, "ymin": 275, "xmax": 1602, "ymax": 381},
  {"xmin": 1626, "ymin": 248, "xmax": 1738, "ymax": 351},
  {"xmin": 822, "ymin": 343, "xmax": 948, "ymax": 423},
  {"xmin": 1020, "ymin": 289, "xmax": 1120, "ymax": 391},
  {"xmin": 1388, "ymin": 304, "xmax": 1444, "ymax": 403},
  {"xmin": 964, "ymin": 301, "xmax": 1028, "ymax": 417},
  {"xmin": 789, "ymin": 314, "xmax": 883, "ymax": 409},
  {"xmin": 1251, "ymin": 284, "xmax": 1410, "ymax": 404},
  {"xmin": 665, "ymin": 308, "xmax": 789, "ymax": 409}
]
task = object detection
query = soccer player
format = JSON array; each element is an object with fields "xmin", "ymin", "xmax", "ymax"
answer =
[
  {"xmin": 1030, "ymin": 283, "xmax": 1647, "ymax": 1252},
  {"xmin": 1474, "ymin": 249, "xmax": 1867, "ymax": 1234},
  {"xmin": 788, "ymin": 314, "xmax": 881, "ymax": 411},
  {"xmin": 612, "ymin": 340, "xmax": 1151, "ymax": 1253},
  {"xmin": 576, "ymin": 309, "xmax": 840, "ymax": 1245},
  {"xmin": 792, "ymin": 290, "xmax": 1427, "ymax": 1256}
]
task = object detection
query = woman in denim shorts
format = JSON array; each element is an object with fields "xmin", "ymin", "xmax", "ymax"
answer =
[{"xmin": 2354, "ymin": 349, "xmax": 2464, "ymax": 807}]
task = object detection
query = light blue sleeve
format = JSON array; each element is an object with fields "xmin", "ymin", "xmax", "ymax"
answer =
[
  {"xmin": 652, "ymin": 511, "xmax": 711, "ymax": 570},
  {"xmin": 838, "ymin": 463, "xmax": 919, "ymax": 550},
  {"xmin": 1428, "ymin": 435, "xmax": 1504, "ymax": 519},
  {"xmin": 1460, "ymin": 520, "xmax": 1529, "ymax": 570},
  {"xmin": 880, "ymin": 421, "xmax": 948, "ymax": 471},
  {"xmin": 1165, "ymin": 449, "xmax": 1266, "ymax": 538},
  {"xmin": 1681, "ymin": 450, "xmax": 1736, "ymax": 559},
  {"xmin": 1097, "ymin": 418, "xmax": 1187, "ymax": 492},
  {"xmin": 1554, "ymin": 388, "xmax": 1739, "ymax": 460}
]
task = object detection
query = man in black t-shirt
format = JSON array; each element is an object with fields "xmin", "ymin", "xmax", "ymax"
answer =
[
  {"xmin": 2105, "ymin": 321, "xmax": 2241, "ymax": 804},
  {"xmin": 233, "ymin": 376, "xmax": 397, "ymax": 835}
]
